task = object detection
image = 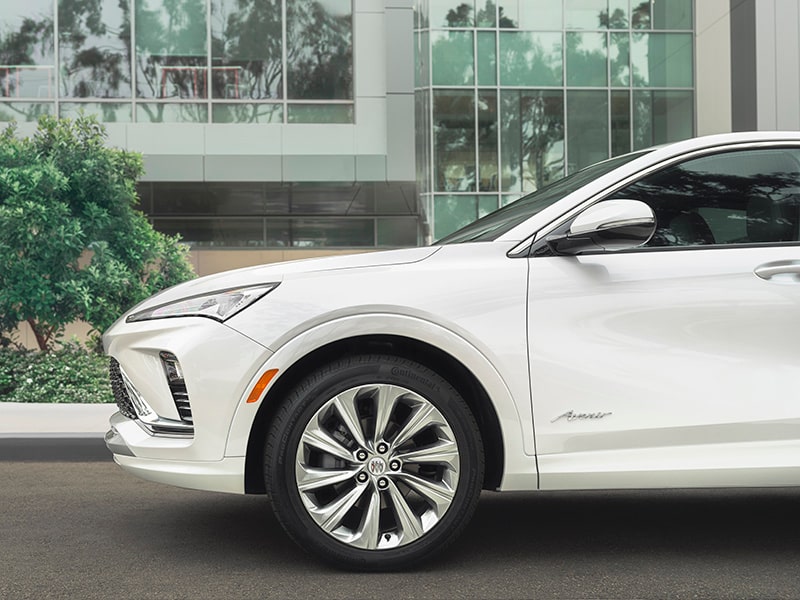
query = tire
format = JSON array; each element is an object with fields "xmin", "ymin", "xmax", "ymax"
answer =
[{"xmin": 265, "ymin": 354, "xmax": 484, "ymax": 571}]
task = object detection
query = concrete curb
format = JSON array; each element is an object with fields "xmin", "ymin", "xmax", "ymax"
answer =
[{"xmin": 0, "ymin": 403, "xmax": 117, "ymax": 461}]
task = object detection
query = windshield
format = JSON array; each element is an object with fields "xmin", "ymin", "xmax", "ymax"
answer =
[{"xmin": 436, "ymin": 151, "xmax": 650, "ymax": 244}]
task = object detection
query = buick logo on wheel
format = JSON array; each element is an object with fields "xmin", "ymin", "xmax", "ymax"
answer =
[{"xmin": 367, "ymin": 457, "xmax": 386, "ymax": 475}]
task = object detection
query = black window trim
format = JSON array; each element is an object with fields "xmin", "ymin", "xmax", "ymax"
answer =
[{"xmin": 525, "ymin": 141, "xmax": 800, "ymax": 258}]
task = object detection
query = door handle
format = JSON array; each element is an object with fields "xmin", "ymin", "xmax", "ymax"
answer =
[{"xmin": 754, "ymin": 260, "xmax": 800, "ymax": 282}]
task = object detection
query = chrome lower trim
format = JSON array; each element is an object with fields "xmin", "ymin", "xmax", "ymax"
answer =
[
  {"xmin": 137, "ymin": 417, "xmax": 195, "ymax": 438},
  {"xmin": 105, "ymin": 427, "xmax": 135, "ymax": 457}
]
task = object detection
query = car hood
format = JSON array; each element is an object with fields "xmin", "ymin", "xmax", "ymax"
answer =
[{"xmin": 126, "ymin": 246, "xmax": 442, "ymax": 314}]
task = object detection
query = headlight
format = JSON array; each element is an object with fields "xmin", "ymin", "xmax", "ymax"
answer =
[{"xmin": 126, "ymin": 283, "xmax": 279, "ymax": 323}]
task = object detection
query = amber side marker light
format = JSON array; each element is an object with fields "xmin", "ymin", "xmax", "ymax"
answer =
[{"xmin": 246, "ymin": 369, "xmax": 279, "ymax": 404}]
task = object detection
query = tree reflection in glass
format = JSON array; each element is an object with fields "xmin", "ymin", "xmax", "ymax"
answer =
[
  {"xmin": 59, "ymin": 0, "xmax": 132, "ymax": 98},
  {"xmin": 433, "ymin": 90, "xmax": 475, "ymax": 193},
  {"xmin": 211, "ymin": 0, "xmax": 282, "ymax": 101},
  {"xmin": 499, "ymin": 90, "xmax": 564, "ymax": 193},
  {"xmin": 0, "ymin": 0, "xmax": 55, "ymax": 101},
  {"xmin": 287, "ymin": 0, "xmax": 352, "ymax": 100},
  {"xmin": 135, "ymin": 0, "xmax": 207, "ymax": 100}
]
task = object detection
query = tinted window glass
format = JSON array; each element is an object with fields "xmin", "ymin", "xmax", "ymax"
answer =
[{"xmin": 613, "ymin": 148, "xmax": 800, "ymax": 247}]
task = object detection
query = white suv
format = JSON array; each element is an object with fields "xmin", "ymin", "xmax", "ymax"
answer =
[{"xmin": 104, "ymin": 132, "xmax": 800, "ymax": 570}]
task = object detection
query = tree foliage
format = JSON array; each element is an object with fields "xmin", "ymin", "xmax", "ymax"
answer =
[{"xmin": 0, "ymin": 115, "xmax": 195, "ymax": 351}]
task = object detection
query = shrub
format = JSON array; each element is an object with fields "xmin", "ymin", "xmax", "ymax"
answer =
[
  {"xmin": 0, "ymin": 345, "xmax": 113, "ymax": 403},
  {"xmin": 0, "ymin": 115, "xmax": 195, "ymax": 351}
]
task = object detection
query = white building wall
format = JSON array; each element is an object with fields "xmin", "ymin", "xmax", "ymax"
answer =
[
  {"xmin": 695, "ymin": 0, "xmax": 732, "ymax": 135},
  {"xmin": 756, "ymin": 0, "xmax": 800, "ymax": 130}
]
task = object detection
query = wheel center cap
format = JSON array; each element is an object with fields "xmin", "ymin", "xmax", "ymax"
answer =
[{"xmin": 367, "ymin": 457, "xmax": 386, "ymax": 476}]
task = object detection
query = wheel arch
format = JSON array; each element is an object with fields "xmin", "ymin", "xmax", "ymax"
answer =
[{"xmin": 243, "ymin": 334, "xmax": 505, "ymax": 494}]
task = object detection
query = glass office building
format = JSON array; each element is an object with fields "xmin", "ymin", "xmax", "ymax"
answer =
[
  {"xmin": 0, "ymin": 1, "xmax": 702, "ymax": 268},
  {"xmin": 415, "ymin": 0, "xmax": 695, "ymax": 239}
]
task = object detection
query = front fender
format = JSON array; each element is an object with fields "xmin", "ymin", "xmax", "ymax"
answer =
[{"xmin": 224, "ymin": 313, "xmax": 538, "ymax": 491}]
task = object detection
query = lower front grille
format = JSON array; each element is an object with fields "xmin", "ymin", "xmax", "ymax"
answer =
[
  {"xmin": 108, "ymin": 356, "xmax": 193, "ymax": 437},
  {"xmin": 109, "ymin": 358, "xmax": 136, "ymax": 420}
]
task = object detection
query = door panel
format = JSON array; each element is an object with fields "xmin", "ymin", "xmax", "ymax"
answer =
[{"xmin": 528, "ymin": 246, "xmax": 800, "ymax": 489}]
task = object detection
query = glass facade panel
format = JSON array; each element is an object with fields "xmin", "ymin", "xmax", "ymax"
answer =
[
  {"xmin": 433, "ymin": 90, "xmax": 475, "ymax": 192},
  {"xmin": 135, "ymin": 0, "xmax": 207, "ymax": 99},
  {"xmin": 631, "ymin": 0, "xmax": 650, "ymax": 29},
  {"xmin": 286, "ymin": 103, "xmax": 353, "ymax": 123},
  {"xmin": 142, "ymin": 181, "xmax": 418, "ymax": 248},
  {"xmin": 566, "ymin": 32, "xmax": 608, "ymax": 87},
  {"xmin": 212, "ymin": 102, "xmax": 283, "ymax": 123},
  {"xmin": 476, "ymin": 32, "xmax": 496, "ymax": 86},
  {"xmin": 211, "ymin": 0, "xmax": 282, "ymax": 100},
  {"xmin": 499, "ymin": 90, "xmax": 564, "ymax": 193},
  {"xmin": 59, "ymin": 102, "xmax": 132, "ymax": 122},
  {"xmin": 500, "ymin": 0, "xmax": 562, "ymax": 30},
  {"xmin": 633, "ymin": 90, "xmax": 693, "ymax": 150},
  {"xmin": 0, "ymin": 102, "xmax": 53, "ymax": 121},
  {"xmin": 610, "ymin": 90, "xmax": 630, "ymax": 155},
  {"xmin": 607, "ymin": 0, "xmax": 628, "ymax": 28},
  {"xmin": 433, "ymin": 195, "xmax": 478, "ymax": 240},
  {"xmin": 377, "ymin": 217, "xmax": 419, "ymax": 246},
  {"xmin": 59, "ymin": 0, "xmax": 131, "ymax": 99},
  {"xmin": 566, "ymin": 90, "xmax": 609, "ymax": 173},
  {"xmin": 631, "ymin": 33, "xmax": 693, "ymax": 88},
  {"xmin": 290, "ymin": 218, "xmax": 373, "ymax": 247},
  {"xmin": 153, "ymin": 218, "xmax": 265, "ymax": 247},
  {"xmin": 653, "ymin": 0, "xmax": 692, "ymax": 30},
  {"xmin": 610, "ymin": 32, "xmax": 630, "ymax": 86},
  {"xmin": 565, "ymin": 0, "xmax": 608, "ymax": 29},
  {"xmin": 478, "ymin": 195, "xmax": 498, "ymax": 217},
  {"xmin": 286, "ymin": 0, "xmax": 352, "ymax": 100},
  {"xmin": 499, "ymin": 32, "xmax": 562, "ymax": 87},
  {"xmin": 148, "ymin": 182, "xmax": 277, "ymax": 215},
  {"xmin": 478, "ymin": 91, "xmax": 498, "ymax": 192},
  {"xmin": 431, "ymin": 31, "xmax": 474, "ymax": 86},
  {"xmin": 0, "ymin": 0, "xmax": 55, "ymax": 99},
  {"xmin": 415, "ymin": 31, "xmax": 430, "ymax": 87},
  {"xmin": 429, "ymin": 0, "xmax": 474, "ymax": 27},
  {"xmin": 475, "ymin": 0, "xmax": 497, "ymax": 27},
  {"xmin": 136, "ymin": 103, "xmax": 208, "ymax": 123}
]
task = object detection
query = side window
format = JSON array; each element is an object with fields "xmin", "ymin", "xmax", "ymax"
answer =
[{"xmin": 612, "ymin": 148, "xmax": 800, "ymax": 247}]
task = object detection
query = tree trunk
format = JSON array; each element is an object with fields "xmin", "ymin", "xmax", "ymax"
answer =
[{"xmin": 26, "ymin": 318, "xmax": 50, "ymax": 352}]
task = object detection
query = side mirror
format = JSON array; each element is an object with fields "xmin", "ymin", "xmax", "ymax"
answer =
[{"xmin": 547, "ymin": 199, "xmax": 656, "ymax": 255}]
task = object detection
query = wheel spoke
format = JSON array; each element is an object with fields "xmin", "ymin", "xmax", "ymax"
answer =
[
  {"xmin": 296, "ymin": 463, "xmax": 359, "ymax": 492},
  {"xmin": 386, "ymin": 479, "xmax": 424, "ymax": 541},
  {"xmin": 350, "ymin": 488, "xmax": 382, "ymax": 550},
  {"xmin": 301, "ymin": 422, "xmax": 354, "ymax": 463},
  {"xmin": 394, "ymin": 472, "xmax": 455, "ymax": 515},
  {"xmin": 391, "ymin": 403, "xmax": 440, "ymax": 449},
  {"xmin": 332, "ymin": 389, "xmax": 369, "ymax": 450},
  {"xmin": 373, "ymin": 385, "xmax": 401, "ymax": 444},
  {"xmin": 312, "ymin": 483, "xmax": 367, "ymax": 533},
  {"xmin": 395, "ymin": 439, "xmax": 459, "ymax": 469}
]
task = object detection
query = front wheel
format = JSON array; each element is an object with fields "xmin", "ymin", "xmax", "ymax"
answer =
[{"xmin": 265, "ymin": 355, "xmax": 484, "ymax": 570}]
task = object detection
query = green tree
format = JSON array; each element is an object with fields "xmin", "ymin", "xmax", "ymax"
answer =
[{"xmin": 0, "ymin": 114, "xmax": 195, "ymax": 351}]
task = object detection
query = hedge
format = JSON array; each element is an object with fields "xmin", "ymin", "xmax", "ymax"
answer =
[{"xmin": 0, "ymin": 346, "xmax": 113, "ymax": 403}]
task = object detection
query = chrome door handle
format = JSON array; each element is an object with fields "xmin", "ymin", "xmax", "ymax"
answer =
[{"xmin": 754, "ymin": 260, "xmax": 800, "ymax": 282}]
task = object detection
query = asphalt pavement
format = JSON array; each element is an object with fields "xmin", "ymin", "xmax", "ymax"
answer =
[
  {"xmin": 2, "ymin": 461, "xmax": 800, "ymax": 599},
  {"xmin": 2, "ymin": 405, "xmax": 800, "ymax": 598}
]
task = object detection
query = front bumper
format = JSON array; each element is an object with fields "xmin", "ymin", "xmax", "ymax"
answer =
[
  {"xmin": 105, "ymin": 419, "xmax": 246, "ymax": 493},
  {"xmin": 103, "ymin": 316, "xmax": 271, "ymax": 474}
]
